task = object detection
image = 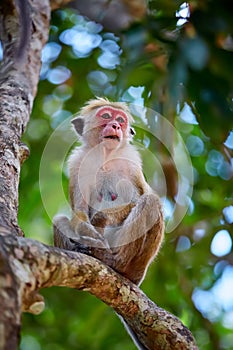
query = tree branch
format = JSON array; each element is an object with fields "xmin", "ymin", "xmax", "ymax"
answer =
[{"xmin": 1, "ymin": 234, "xmax": 198, "ymax": 350}]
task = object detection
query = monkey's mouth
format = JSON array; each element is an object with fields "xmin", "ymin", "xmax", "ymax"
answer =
[{"xmin": 104, "ymin": 135, "xmax": 120, "ymax": 142}]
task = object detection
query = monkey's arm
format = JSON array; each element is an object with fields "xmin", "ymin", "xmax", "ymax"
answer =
[
  {"xmin": 58, "ymin": 154, "xmax": 110, "ymax": 248},
  {"xmin": 134, "ymin": 167, "xmax": 154, "ymax": 195},
  {"xmin": 69, "ymin": 167, "xmax": 90, "ymax": 225},
  {"xmin": 69, "ymin": 158, "xmax": 96, "ymax": 231}
]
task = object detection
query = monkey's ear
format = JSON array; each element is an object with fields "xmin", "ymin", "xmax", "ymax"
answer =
[
  {"xmin": 71, "ymin": 117, "xmax": 84, "ymax": 136},
  {"xmin": 130, "ymin": 127, "xmax": 136, "ymax": 136}
]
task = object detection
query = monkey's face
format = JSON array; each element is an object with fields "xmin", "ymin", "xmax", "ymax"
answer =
[{"xmin": 96, "ymin": 107, "xmax": 129, "ymax": 150}]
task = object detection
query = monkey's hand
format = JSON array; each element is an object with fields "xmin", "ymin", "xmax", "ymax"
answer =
[
  {"xmin": 71, "ymin": 211, "xmax": 105, "ymax": 236},
  {"xmin": 90, "ymin": 211, "xmax": 108, "ymax": 228},
  {"xmin": 70, "ymin": 210, "xmax": 110, "ymax": 248}
]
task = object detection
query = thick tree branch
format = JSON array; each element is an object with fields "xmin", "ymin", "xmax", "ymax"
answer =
[
  {"xmin": 1, "ymin": 234, "xmax": 198, "ymax": 350},
  {"xmin": 0, "ymin": 237, "xmax": 21, "ymax": 348}
]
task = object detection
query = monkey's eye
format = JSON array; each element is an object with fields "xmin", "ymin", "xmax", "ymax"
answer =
[
  {"xmin": 116, "ymin": 116, "xmax": 125, "ymax": 124},
  {"xmin": 101, "ymin": 113, "xmax": 112, "ymax": 119}
]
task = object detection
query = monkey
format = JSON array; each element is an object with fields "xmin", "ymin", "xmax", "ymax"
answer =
[
  {"xmin": 53, "ymin": 97, "xmax": 164, "ymax": 349},
  {"xmin": 53, "ymin": 97, "xmax": 164, "ymax": 284}
]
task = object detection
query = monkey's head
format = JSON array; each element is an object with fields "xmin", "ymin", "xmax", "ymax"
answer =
[{"xmin": 71, "ymin": 98, "xmax": 135, "ymax": 150}]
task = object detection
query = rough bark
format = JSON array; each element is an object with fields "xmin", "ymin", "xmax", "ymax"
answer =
[
  {"xmin": 0, "ymin": 234, "xmax": 198, "ymax": 350},
  {"xmin": 0, "ymin": 0, "xmax": 50, "ymax": 235},
  {"xmin": 0, "ymin": 0, "xmax": 198, "ymax": 349}
]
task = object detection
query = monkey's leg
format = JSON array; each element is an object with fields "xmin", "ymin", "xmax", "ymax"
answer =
[
  {"xmin": 107, "ymin": 193, "xmax": 164, "ymax": 284},
  {"xmin": 107, "ymin": 193, "xmax": 163, "ymax": 247}
]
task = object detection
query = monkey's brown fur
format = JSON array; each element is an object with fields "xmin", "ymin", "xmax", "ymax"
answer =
[{"xmin": 53, "ymin": 97, "xmax": 164, "ymax": 286}]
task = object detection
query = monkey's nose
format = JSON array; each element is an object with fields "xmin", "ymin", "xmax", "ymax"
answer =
[{"xmin": 112, "ymin": 123, "xmax": 120, "ymax": 130}]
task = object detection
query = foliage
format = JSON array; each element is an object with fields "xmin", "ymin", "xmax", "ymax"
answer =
[{"xmin": 19, "ymin": 1, "xmax": 233, "ymax": 349}]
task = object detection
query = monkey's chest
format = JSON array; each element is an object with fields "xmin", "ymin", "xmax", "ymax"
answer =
[{"xmin": 89, "ymin": 171, "xmax": 139, "ymax": 212}]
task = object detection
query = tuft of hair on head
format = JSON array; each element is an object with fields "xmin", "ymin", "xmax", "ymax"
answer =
[{"xmin": 79, "ymin": 97, "xmax": 134, "ymax": 123}]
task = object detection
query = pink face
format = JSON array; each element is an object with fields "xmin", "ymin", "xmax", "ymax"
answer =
[{"xmin": 96, "ymin": 107, "xmax": 128, "ymax": 143}]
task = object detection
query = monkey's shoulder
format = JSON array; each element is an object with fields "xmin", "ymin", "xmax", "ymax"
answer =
[{"xmin": 67, "ymin": 146, "xmax": 88, "ymax": 168}]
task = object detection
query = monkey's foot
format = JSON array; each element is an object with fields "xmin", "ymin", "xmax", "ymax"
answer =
[
  {"xmin": 54, "ymin": 227, "xmax": 78, "ymax": 251},
  {"xmin": 53, "ymin": 225, "xmax": 104, "ymax": 251},
  {"xmin": 69, "ymin": 237, "xmax": 115, "ymax": 267},
  {"xmin": 53, "ymin": 217, "xmax": 114, "ymax": 267},
  {"xmin": 70, "ymin": 238, "xmax": 97, "ymax": 255}
]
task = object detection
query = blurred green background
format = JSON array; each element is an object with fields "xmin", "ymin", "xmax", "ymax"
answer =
[{"xmin": 18, "ymin": 1, "xmax": 233, "ymax": 349}]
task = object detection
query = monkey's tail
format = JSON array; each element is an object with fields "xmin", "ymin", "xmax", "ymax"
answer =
[{"xmin": 117, "ymin": 314, "xmax": 149, "ymax": 350}]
